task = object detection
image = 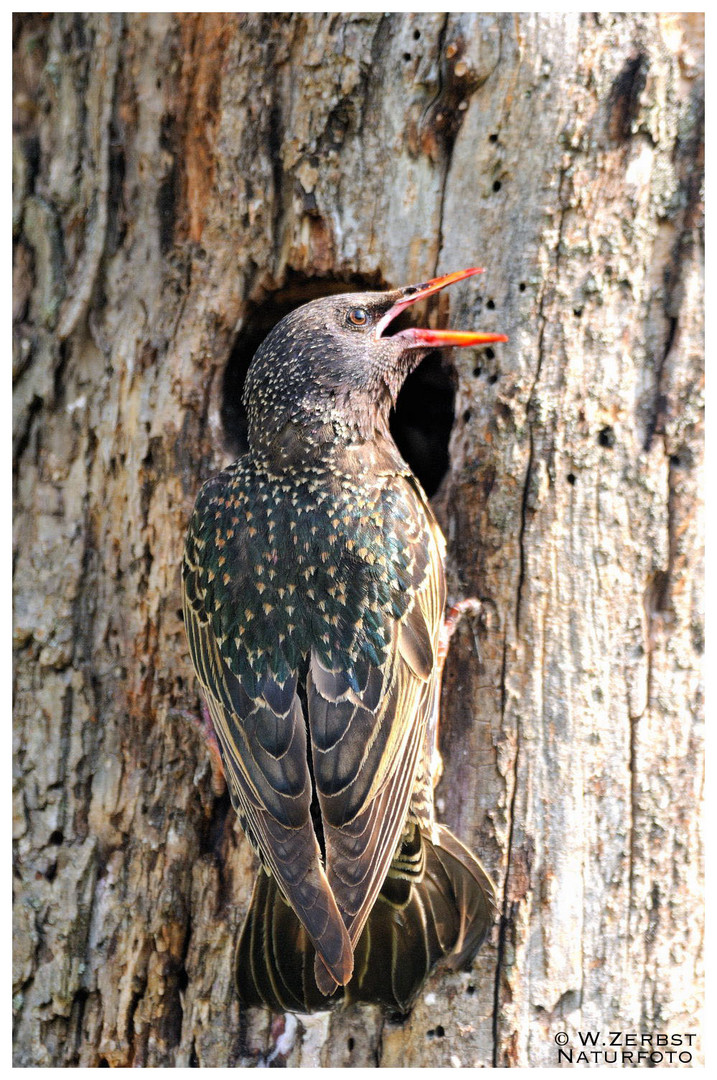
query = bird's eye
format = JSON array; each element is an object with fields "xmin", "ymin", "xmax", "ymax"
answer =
[{"xmin": 347, "ymin": 307, "xmax": 369, "ymax": 328}]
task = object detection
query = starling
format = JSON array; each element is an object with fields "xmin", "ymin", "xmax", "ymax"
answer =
[{"xmin": 182, "ymin": 268, "xmax": 505, "ymax": 1012}]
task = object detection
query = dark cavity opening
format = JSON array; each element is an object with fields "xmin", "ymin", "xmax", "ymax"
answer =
[
  {"xmin": 390, "ymin": 350, "xmax": 455, "ymax": 497},
  {"xmin": 221, "ymin": 270, "xmax": 455, "ymax": 497}
]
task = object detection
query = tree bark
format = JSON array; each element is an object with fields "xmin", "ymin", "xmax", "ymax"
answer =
[{"xmin": 13, "ymin": 12, "xmax": 703, "ymax": 1067}]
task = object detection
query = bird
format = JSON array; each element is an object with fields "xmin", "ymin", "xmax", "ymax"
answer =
[{"xmin": 182, "ymin": 267, "xmax": 505, "ymax": 1013}]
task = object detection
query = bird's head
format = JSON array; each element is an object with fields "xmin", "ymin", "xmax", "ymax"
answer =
[{"xmin": 242, "ymin": 268, "xmax": 507, "ymax": 459}]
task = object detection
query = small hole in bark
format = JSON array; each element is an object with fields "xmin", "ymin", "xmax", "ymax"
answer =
[
  {"xmin": 608, "ymin": 53, "xmax": 649, "ymax": 143},
  {"xmin": 492, "ymin": 180, "xmax": 502, "ymax": 192},
  {"xmin": 176, "ymin": 609, "xmax": 184, "ymax": 622},
  {"xmin": 413, "ymin": 28, "xmax": 421, "ymax": 39},
  {"xmin": 98, "ymin": 1059, "xmax": 109, "ymax": 1068},
  {"xmin": 567, "ymin": 472, "xmax": 577, "ymax": 485},
  {"xmin": 519, "ymin": 282, "xmax": 526, "ymax": 292},
  {"xmin": 463, "ymin": 409, "xmax": 471, "ymax": 423},
  {"xmin": 403, "ymin": 52, "xmax": 411, "ymax": 61},
  {"xmin": 598, "ymin": 426, "xmax": 616, "ymax": 448},
  {"xmin": 199, "ymin": 788, "xmax": 232, "ymax": 858},
  {"xmin": 573, "ymin": 307, "xmax": 583, "ymax": 318},
  {"xmin": 645, "ymin": 569, "xmax": 671, "ymax": 616},
  {"xmin": 488, "ymin": 373, "xmax": 499, "ymax": 385},
  {"xmin": 435, "ymin": 1025, "xmax": 445, "ymax": 1037},
  {"xmin": 671, "ymin": 447, "xmax": 693, "ymax": 468},
  {"xmin": 485, "ymin": 347, "xmax": 495, "ymax": 360},
  {"xmin": 466, "ymin": 983, "xmax": 476, "ymax": 995},
  {"xmin": 489, "ymin": 133, "xmax": 498, "ymax": 142},
  {"xmin": 49, "ymin": 830, "xmax": 64, "ymax": 845},
  {"xmin": 347, "ymin": 1037, "xmax": 355, "ymax": 1051},
  {"xmin": 486, "ymin": 299, "xmax": 495, "ymax": 310},
  {"xmin": 473, "ymin": 365, "xmax": 482, "ymax": 377}
]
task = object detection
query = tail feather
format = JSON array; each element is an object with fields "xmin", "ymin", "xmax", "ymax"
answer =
[
  {"xmin": 237, "ymin": 869, "xmax": 342, "ymax": 1013},
  {"xmin": 432, "ymin": 824, "xmax": 496, "ymax": 969},
  {"xmin": 236, "ymin": 822, "xmax": 495, "ymax": 1014}
]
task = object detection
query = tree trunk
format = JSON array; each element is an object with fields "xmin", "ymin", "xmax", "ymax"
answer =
[{"xmin": 13, "ymin": 12, "xmax": 703, "ymax": 1067}]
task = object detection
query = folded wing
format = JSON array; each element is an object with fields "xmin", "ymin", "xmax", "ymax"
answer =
[
  {"xmin": 307, "ymin": 477, "xmax": 447, "ymax": 992},
  {"xmin": 182, "ymin": 547, "xmax": 353, "ymax": 988}
]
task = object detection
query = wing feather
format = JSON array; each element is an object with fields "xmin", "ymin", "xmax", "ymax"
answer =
[
  {"xmin": 182, "ymin": 555, "xmax": 353, "ymax": 987},
  {"xmin": 307, "ymin": 474, "xmax": 447, "ymax": 980}
]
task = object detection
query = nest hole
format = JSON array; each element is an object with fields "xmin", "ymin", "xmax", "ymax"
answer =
[{"xmin": 390, "ymin": 350, "xmax": 454, "ymax": 496}]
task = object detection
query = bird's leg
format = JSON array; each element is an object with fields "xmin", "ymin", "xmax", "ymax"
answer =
[
  {"xmin": 438, "ymin": 598, "xmax": 483, "ymax": 675},
  {"xmin": 197, "ymin": 701, "xmax": 227, "ymax": 796},
  {"xmin": 430, "ymin": 599, "xmax": 483, "ymax": 788},
  {"xmin": 194, "ymin": 704, "xmax": 227, "ymax": 799},
  {"xmin": 170, "ymin": 702, "xmax": 227, "ymax": 796}
]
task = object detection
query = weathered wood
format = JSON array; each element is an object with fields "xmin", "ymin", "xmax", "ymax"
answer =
[{"xmin": 13, "ymin": 12, "xmax": 703, "ymax": 1066}]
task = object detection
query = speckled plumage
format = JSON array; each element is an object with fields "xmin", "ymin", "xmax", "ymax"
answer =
[
  {"xmin": 184, "ymin": 448, "xmax": 429, "ymax": 692},
  {"xmin": 182, "ymin": 271, "xmax": 502, "ymax": 1011}
]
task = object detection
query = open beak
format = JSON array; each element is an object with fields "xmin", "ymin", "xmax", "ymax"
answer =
[{"xmin": 376, "ymin": 267, "xmax": 508, "ymax": 348}]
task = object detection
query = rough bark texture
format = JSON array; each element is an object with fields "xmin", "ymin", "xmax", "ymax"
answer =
[{"xmin": 13, "ymin": 12, "xmax": 703, "ymax": 1067}]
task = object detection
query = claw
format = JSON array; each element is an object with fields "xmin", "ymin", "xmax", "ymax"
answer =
[
  {"xmin": 199, "ymin": 702, "xmax": 227, "ymax": 796},
  {"xmin": 438, "ymin": 598, "xmax": 483, "ymax": 671}
]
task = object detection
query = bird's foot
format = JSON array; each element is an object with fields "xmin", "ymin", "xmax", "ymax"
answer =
[
  {"xmin": 438, "ymin": 598, "xmax": 483, "ymax": 667},
  {"xmin": 171, "ymin": 703, "xmax": 226, "ymax": 796},
  {"xmin": 198, "ymin": 702, "xmax": 227, "ymax": 796}
]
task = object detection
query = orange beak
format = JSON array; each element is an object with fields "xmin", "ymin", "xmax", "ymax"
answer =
[{"xmin": 377, "ymin": 267, "xmax": 508, "ymax": 347}]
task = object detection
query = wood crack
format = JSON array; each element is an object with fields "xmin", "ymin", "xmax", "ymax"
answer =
[
  {"xmin": 57, "ymin": 14, "xmax": 122, "ymax": 341},
  {"xmin": 516, "ymin": 163, "xmax": 570, "ymax": 630},
  {"xmin": 491, "ymin": 631, "xmax": 515, "ymax": 1066},
  {"xmin": 431, "ymin": 13, "xmax": 451, "ymax": 267}
]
